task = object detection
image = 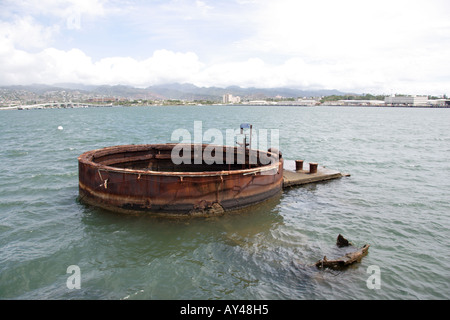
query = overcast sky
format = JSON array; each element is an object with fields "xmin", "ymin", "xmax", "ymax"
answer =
[{"xmin": 1, "ymin": 0, "xmax": 449, "ymax": 95}]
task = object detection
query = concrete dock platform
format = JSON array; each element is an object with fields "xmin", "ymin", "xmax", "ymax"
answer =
[{"xmin": 282, "ymin": 160, "xmax": 346, "ymax": 188}]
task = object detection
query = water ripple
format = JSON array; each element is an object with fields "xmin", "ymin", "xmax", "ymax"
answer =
[{"xmin": 1, "ymin": 106, "xmax": 449, "ymax": 299}]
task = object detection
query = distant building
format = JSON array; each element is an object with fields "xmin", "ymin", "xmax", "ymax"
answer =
[
  {"xmin": 295, "ymin": 99, "xmax": 320, "ymax": 106},
  {"xmin": 428, "ymin": 99, "xmax": 450, "ymax": 107},
  {"xmin": 240, "ymin": 98, "xmax": 319, "ymax": 106},
  {"xmin": 87, "ymin": 97, "xmax": 117, "ymax": 103},
  {"xmin": 385, "ymin": 95, "xmax": 428, "ymax": 107},
  {"xmin": 223, "ymin": 93, "xmax": 241, "ymax": 104},
  {"xmin": 270, "ymin": 99, "xmax": 318, "ymax": 106},
  {"xmin": 326, "ymin": 100, "xmax": 385, "ymax": 106},
  {"xmin": 244, "ymin": 100, "xmax": 270, "ymax": 105}
]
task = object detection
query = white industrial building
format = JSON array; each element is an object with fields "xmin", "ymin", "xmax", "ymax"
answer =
[
  {"xmin": 428, "ymin": 99, "xmax": 450, "ymax": 107},
  {"xmin": 325, "ymin": 100, "xmax": 385, "ymax": 106},
  {"xmin": 384, "ymin": 95, "xmax": 429, "ymax": 107},
  {"xmin": 223, "ymin": 93, "xmax": 241, "ymax": 104},
  {"xmin": 277, "ymin": 99, "xmax": 319, "ymax": 106}
]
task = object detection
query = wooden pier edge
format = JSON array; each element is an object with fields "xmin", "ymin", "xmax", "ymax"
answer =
[{"xmin": 282, "ymin": 160, "xmax": 348, "ymax": 188}]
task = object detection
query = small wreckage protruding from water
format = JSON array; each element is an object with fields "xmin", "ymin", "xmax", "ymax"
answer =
[{"xmin": 315, "ymin": 234, "xmax": 370, "ymax": 270}]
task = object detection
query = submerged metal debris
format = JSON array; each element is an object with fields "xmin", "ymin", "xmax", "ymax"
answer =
[{"xmin": 315, "ymin": 234, "xmax": 370, "ymax": 270}]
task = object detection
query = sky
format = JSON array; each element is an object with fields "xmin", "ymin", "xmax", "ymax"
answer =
[{"xmin": 1, "ymin": 0, "xmax": 450, "ymax": 95}]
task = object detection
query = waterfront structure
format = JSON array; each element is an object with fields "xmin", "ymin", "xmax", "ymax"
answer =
[
  {"xmin": 275, "ymin": 99, "xmax": 319, "ymax": 106},
  {"xmin": 242, "ymin": 99, "xmax": 318, "ymax": 106},
  {"xmin": 78, "ymin": 144, "xmax": 344, "ymax": 216},
  {"xmin": 385, "ymin": 95, "xmax": 429, "ymax": 107},
  {"xmin": 223, "ymin": 93, "xmax": 241, "ymax": 104},
  {"xmin": 244, "ymin": 100, "xmax": 271, "ymax": 105},
  {"xmin": 296, "ymin": 99, "xmax": 319, "ymax": 106},
  {"xmin": 428, "ymin": 99, "xmax": 450, "ymax": 107},
  {"xmin": 325, "ymin": 100, "xmax": 385, "ymax": 106}
]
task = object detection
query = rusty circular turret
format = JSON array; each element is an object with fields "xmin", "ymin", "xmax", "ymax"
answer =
[{"xmin": 78, "ymin": 143, "xmax": 283, "ymax": 217}]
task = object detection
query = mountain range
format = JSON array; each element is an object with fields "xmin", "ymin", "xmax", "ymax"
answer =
[{"xmin": 1, "ymin": 83, "xmax": 349, "ymax": 101}]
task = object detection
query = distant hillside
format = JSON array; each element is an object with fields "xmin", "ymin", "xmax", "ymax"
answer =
[
  {"xmin": 53, "ymin": 82, "xmax": 350, "ymax": 100},
  {"xmin": 146, "ymin": 83, "xmax": 348, "ymax": 100},
  {"xmin": 2, "ymin": 83, "xmax": 89, "ymax": 94},
  {"xmin": 1, "ymin": 83, "xmax": 350, "ymax": 101}
]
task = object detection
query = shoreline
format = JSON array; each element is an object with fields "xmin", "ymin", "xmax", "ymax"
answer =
[{"xmin": 2, "ymin": 104, "xmax": 450, "ymax": 110}]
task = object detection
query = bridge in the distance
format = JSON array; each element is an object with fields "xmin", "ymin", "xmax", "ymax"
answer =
[{"xmin": 1, "ymin": 102, "xmax": 113, "ymax": 110}]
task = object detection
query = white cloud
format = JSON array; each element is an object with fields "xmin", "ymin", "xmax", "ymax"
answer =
[
  {"xmin": 7, "ymin": 0, "xmax": 107, "ymax": 18},
  {"xmin": 241, "ymin": 0, "xmax": 450, "ymax": 58},
  {"xmin": 0, "ymin": 46, "xmax": 204, "ymax": 87},
  {"xmin": 1, "ymin": 0, "xmax": 107, "ymax": 36},
  {"xmin": 195, "ymin": 0, "xmax": 213, "ymax": 15},
  {"xmin": 0, "ymin": 0, "xmax": 449, "ymax": 95},
  {"xmin": 0, "ymin": 16, "xmax": 59, "ymax": 50},
  {"xmin": 229, "ymin": 0, "xmax": 450, "ymax": 93},
  {"xmin": 1, "ymin": 41, "xmax": 449, "ymax": 95},
  {"xmin": 158, "ymin": 0, "xmax": 214, "ymax": 20}
]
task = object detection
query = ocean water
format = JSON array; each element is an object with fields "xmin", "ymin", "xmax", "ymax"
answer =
[{"xmin": 0, "ymin": 105, "xmax": 449, "ymax": 300}]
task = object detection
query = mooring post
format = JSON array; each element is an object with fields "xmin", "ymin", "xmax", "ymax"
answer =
[
  {"xmin": 295, "ymin": 160, "xmax": 304, "ymax": 171},
  {"xmin": 309, "ymin": 162, "xmax": 318, "ymax": 174}
]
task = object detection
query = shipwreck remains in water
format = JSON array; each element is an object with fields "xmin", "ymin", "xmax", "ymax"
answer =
[
  {"xmin": 78, "ymin": 143, "xmax": 283, "ymax": 216},
  {"xmin": 78, "ymin": 123, "xmax": 347, "ymax": 217},
  {"xmin": 315, "ymin": 234, "xmax": 370, "ymax": 269}
]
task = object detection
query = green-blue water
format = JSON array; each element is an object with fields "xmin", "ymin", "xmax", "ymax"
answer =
[{"xmin": 1, "ymin": 105, "xmax": 449, "ymax": 299}]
